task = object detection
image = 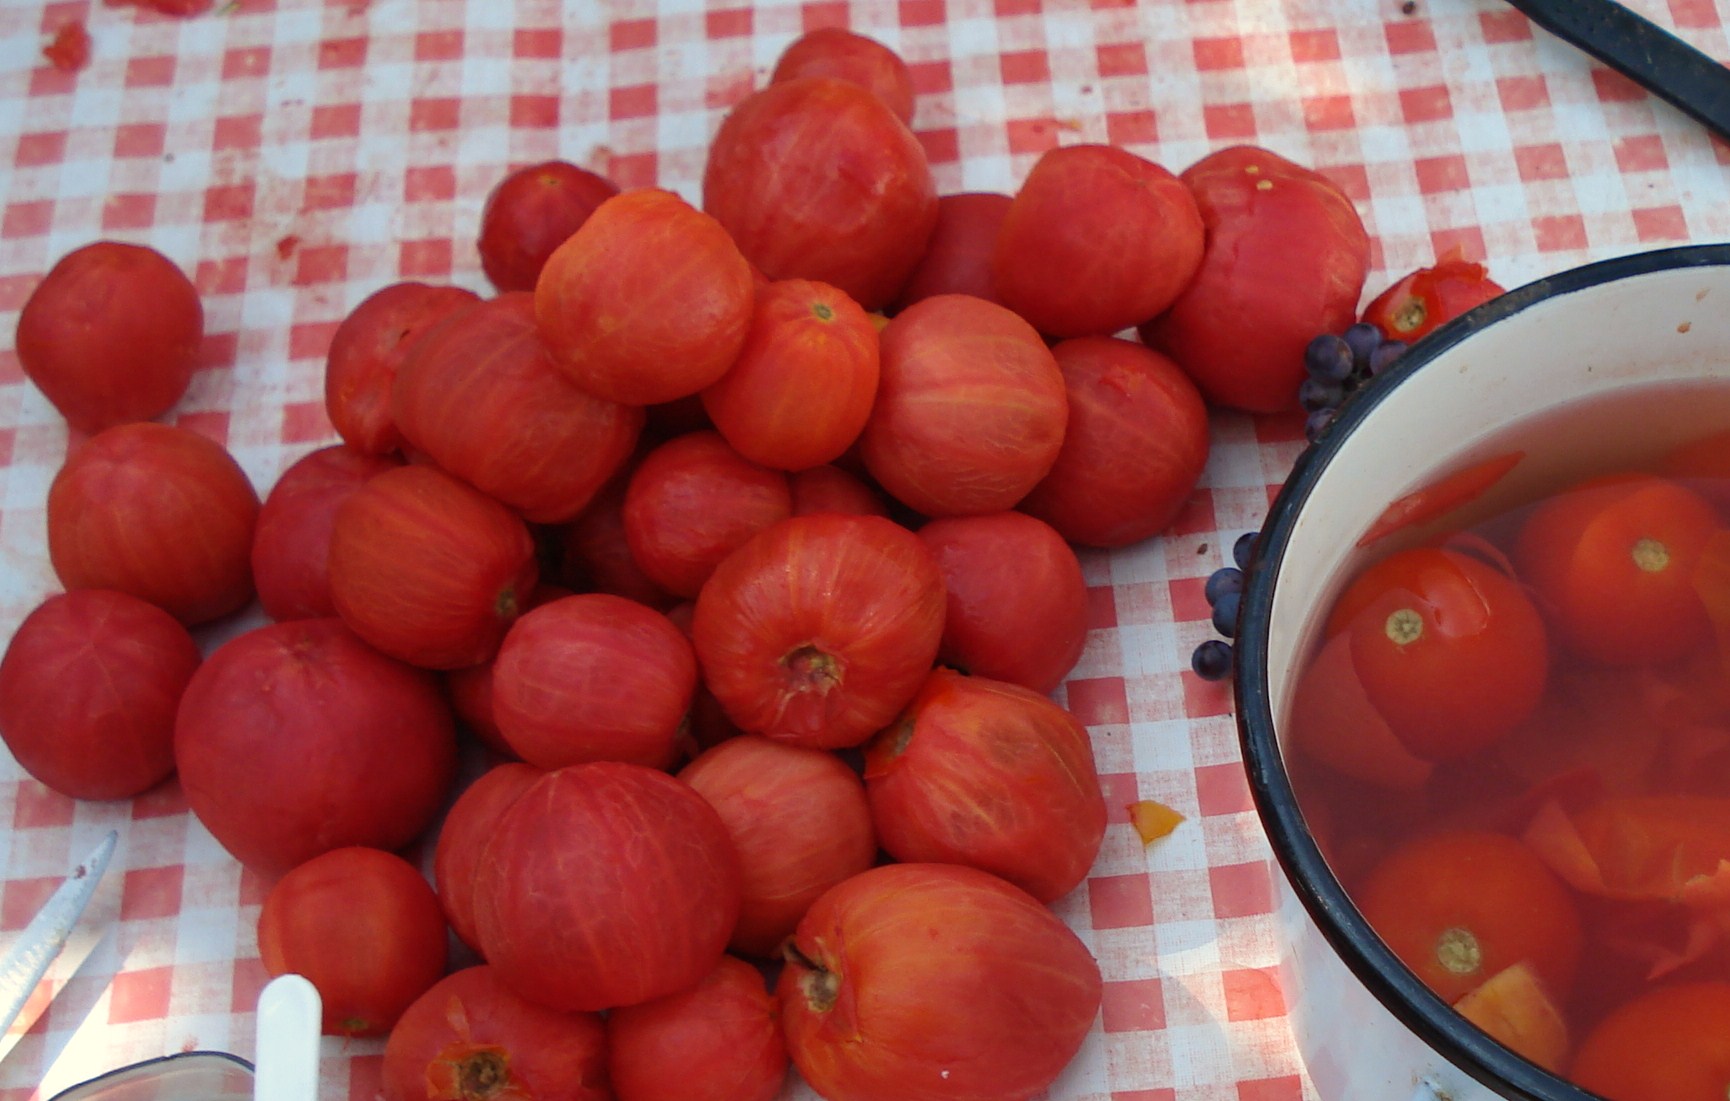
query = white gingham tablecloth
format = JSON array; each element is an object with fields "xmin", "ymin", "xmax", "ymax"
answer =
[{"xmin": 4, "ymin": 0, "xmax": 1730, "ymax": 1097}]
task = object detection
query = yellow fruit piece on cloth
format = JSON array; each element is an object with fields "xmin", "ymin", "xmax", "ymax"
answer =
[
  {"xmin": 1453, "ymin": 960, "xmax": 1570, "ymax": 1072},
  {"xmin": 1129, "ymin": 800, "xmax": 1184, "ymax": 846}
]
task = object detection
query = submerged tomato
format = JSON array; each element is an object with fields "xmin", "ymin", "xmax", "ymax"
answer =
[
  {"xmin": 1361, "ymin": 247, "xmax": 1505, "ymax": 344},
  {"xmin": 1327, "ymin": 546, "xmax": 1548, "ymax": 762},
  {"xmin": 1513, "ymin": 473, "xmax": 1720, "ymax": 668},
  {"xmin": 1355, "ymin": 830, "xmax": 1584, "ymax": 1004},
  {"xmin": 1571, "ymin": 982, "xmax": 1730, "ymax": 1101}
]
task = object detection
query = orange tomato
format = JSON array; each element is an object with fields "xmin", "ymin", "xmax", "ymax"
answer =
[
  {"xmin": 1513, "ymin": 472, "xmax": 1720, "ymax": 667},
  {"xmin": 1355, "ymin": 830, "xmax": 1583, "ymax": 1003},
  {"xmin": 1326, "ymin": 546, "xmax": 1549, "ymax": 762},
  {"xmin": 1571, "ymin": 982, "xmax": 1730, "ymax": 1101}
]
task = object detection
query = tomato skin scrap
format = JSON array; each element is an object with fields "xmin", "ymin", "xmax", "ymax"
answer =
[
  {"xmin": 1129, "ymin": 800, "xmax": 1185, "ymax": 845},
  {"xmin": 1453, "ymin": 961, "xmax": 1569, "ymax": 1073}
]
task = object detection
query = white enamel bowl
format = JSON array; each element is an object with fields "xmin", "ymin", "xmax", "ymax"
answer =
[{"xmin": 1235, "ymin": 244, "xmax": 1730, "ymax": 1101}]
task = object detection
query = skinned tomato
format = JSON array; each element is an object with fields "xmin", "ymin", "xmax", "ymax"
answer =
[
  {"xmin": 324, "ymin": 281, "xmax": 482, "ymax": 454},
  {"xmin": 1355, "ymin": 830, "xmax": 1583, "ymax": 1004},
  {"xmin": 701, "ymin": 279, "xmax": 881, "ymax": 471},
  {"xmin": 992, "ymin": 144, "xmax": 1205, "ymax": 338},
  {"xmin": 1570, "ymin": 982, "xmax": 1730, "ymax": 1101},
  {"xmin": 327, "ymin": 464, "xmax": 539, "ymax": 669},
  {"xmin": 1016, "ymin": 335, "xmax": 1210, "ymax": 548},
  {"xmin": 252, "ymin": 444, "xmax": 400, "ymax": 622},
  {"xmin": 892, "ymin": 192, "xmax": 1013, "ymax": 311},
  {"xmin": 607, "ymin": 954, "xmax": 790, "ymax": 1101},
  {"xmin": 1286, "ymin": 626, "xmax": 1434, "ymax": 791},
  {"xmin": 258, "ymin": 847, "xmax": 448, "ymax": 1037},
  {"xmin": 0, "ymin": 590, "xmax": 200, "ymax": 800},
  {"xmin": 691, "ymin": 514, "xmax": 946, "ymax": 749},
  {"xmin": 381, "ymin": 965, "xmax": 609, "ymax": 1101},
  {"xmin": 916, "ymin": 511, "xmax": 1088, "ymax": 693},
  {"xmin": 392, "ymin": 293, "xmax": 643, "ymax": 524},
  {"xmin": 789, "ymin": 464, "xmax": 890, "ymax": 518},
  {"xmin": 443, "ymin": 582, "xmax": 573, "ymax": 757},
  {"xmin": 778, "ymin": 863, "xmax": 1102, "ymax": 1101},
  {"xmin": 680, "ymin": 735, "xmax": 877, "ymax": 957},
  {"xmin": 1513, "ymin": 473, "xmax": 1719, "ymax": 668},
  {"xmin": 491, "ymin": 593, "xmax": 697, "ymax": 770},
  {"xmin": 15, "ymin": 241, "xmax": 203, "ymax": 432},
  {"xmin": 860, "ymin": 294, "xmax": 1068, "ymax": 517},
  {"xmin": 1361, "ymin": 247, "xmax": 1505, "ymax": 344},
  {"xmin": 769, "ymin": 27, "xmax": 915, "ymax": 124},
  {"xmin": 555, "ymin": 474, "xmax": 678, "ymax": 610},
  {"xmin": 432, "ymin": 762, "xmax": 542, "ymax": 951},
  {"xmin": 1328, "ymin": 546, "xmax": 1548, "ymax": 762},
  {"xmin": 535, "ymin": 188, "xmax": 755, "ymax": 405},
  {"xmin": 47, "ymin": 422, "xmax": 260, "ymax": 626},
  {"xmin": 174, "ymin": 618, "xmax": 457, "ymax": 875},
  {"xmin": 472, "ymin": 762, "xmax": 742, "ymax": 1012},
  {"xmin": 702, "ymin": 77, "xmax": 938, "ymax": 311},
  {"xmin": 863, "ymin": 670, "xmax": 1106, "ymax": 902},
  {"xmin": 1452, "ymin": 961, "xmax": 1570, "ymax": 1073},
  {"xmin": 623, "ymin": 431, "xmax": 792, "ymax": 599},
  {"xmin": 1140, "ymin": 145, "xmax": 1370, "ymax": 413},
  {"xmin": 477, "ymin": 160, "xmax": 619, "ymax": 293}
]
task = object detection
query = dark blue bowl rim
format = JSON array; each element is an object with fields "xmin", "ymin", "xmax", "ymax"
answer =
[{"xmin": 1233, "ymin": 242, "xmax": 1730, "ymax": 1101}]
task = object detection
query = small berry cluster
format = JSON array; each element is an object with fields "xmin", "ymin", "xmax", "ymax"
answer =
[
  {"xmin": 1189, "ymin": 531, "xmax": 1257, "ymax": 682},
  {"xmin": 1299, "ymin": 322, "xmax": 1406, "ymax": 443}
]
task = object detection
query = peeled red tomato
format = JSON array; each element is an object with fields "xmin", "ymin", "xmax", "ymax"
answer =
[
  {"xmin": 863, "ymin": 669, "xmax": 1107, "ymax": 902},
  {"xmin": 472, "ymin": 761, "xmax": 742, "ymax": 1012},
  {"xmin": 860, "ymin": 294, "xmax": 1068, "ymax": 517},
  {"xmin": 534, "ymin": 188, "xmax": 755, "ymax": 406},
  {"xmin": 47, "ymin": 422, "xmax": 260, "ymax": 626},
  {"xmin": 691, "ymin": 513, "xmax": 946, "ymax": 749},
  {"xmin": 779, "ymin": 863, "xmax": 1103, "ymax": 1101},
  {"xmin": 391, "ymin": 293, "xmax": 642, "ymax": 524},
  {"xmin": 173, "ymin": 618, "xmax": 458, "ymax": 875},
  {"xmin": 702, "ymin": 77, "xmax": 937, "ymax": 311},
  {"xmin": 991, "ymin": 143, "xmax": 1204, "ymax": 338}
]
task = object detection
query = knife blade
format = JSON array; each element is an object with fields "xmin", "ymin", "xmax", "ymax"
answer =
[
  {"xmin": 1500, "ymin": 0, "xmax": 1730, "ymax": 143},
  {"xmin": 0, "ymin": 831, "xmax": 118, "ymax": 1038}
]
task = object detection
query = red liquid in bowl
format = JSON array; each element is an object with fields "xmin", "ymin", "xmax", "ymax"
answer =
[{"xmin": 1286, "ymin": 382, "xmax": 1730, "ymax": 1100}]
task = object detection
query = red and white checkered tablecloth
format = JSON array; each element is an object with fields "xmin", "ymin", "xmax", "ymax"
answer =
[{"xmin": 2, "ymin": 0, "xmax": 1729, "ymax": 1098}]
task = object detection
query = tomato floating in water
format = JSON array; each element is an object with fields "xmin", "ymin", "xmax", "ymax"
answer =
[
  {"xmin": 1570, "ymin": 982, "xmax": 1730, "ymax": 1101},
  {"xmin": 1513, "ymin": 472, "xmax": 1720, "ymax": 668},
  {"xmin": 1355, "ymin": 830, "xmax": 1584, "ymax": 1004},
  {"xmin": 1325, "ymin": 545, "xmax": 1549, "ymax": 763}
]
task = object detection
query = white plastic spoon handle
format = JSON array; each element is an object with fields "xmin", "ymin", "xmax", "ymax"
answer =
[{"xmin": 253, "ymin": 973, "xmax": 321, "ymax": 1101}]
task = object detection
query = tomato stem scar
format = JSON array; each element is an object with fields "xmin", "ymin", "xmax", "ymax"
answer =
[
  {"xmin": 1632, "ymin": 537, "xmax": 1670, "ymax": 573},
  {"xmin": 1385, "ymin": 608, "xmax": 1424, "ymax": 645},
  {"xmin": 458, "ymin": 1049, "xmax": 509, "ymax": 1096},
  {"xmin": 784, "ymin": 644, "xmax": 842, "ymax": 693},
  {"xmin": 812, "ymin": 301, "xmax": 834, "ymax": 321},
  {"xmin": 1434, "ymin": 926, "xmax": 1483, "ymax": 976}
]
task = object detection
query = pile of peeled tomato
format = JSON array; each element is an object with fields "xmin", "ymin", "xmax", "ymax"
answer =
[{"xmin": 0, "ymin": 23, "xmax": 1488, "ymax": 1101}]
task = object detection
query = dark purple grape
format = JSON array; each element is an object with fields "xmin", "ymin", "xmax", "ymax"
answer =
[
  {"xmin": 1305, "ymin": 407, "xmax": 1336, "ymax": 443},
  {"xmin": 1204, "ymin": 566, "xmax": 1244, "ymax": 606},
  {"xmin": 1368, "ymin": 339, "xmax": 1408, "ymax": 377},
  {"xmin": 1342, "ymin": 322, "xmax": 1383, "ymax": 370},
  {"xmin": 1298, "ymin": 377, "xmax": 1342, "ymax": 412},
  {"xmin": 1303, "ymin": 333, "xmax": 1355, "ymax": 384},
  {"xmin": 1211, "ymin": 590, "xmax": 1241, "ymax": 637},
  {"xmin": 1232, "ymin": 531, "xmax": 1258, "ymax": 570},
  {"xmin": 1191, "ymin": 639, "xmax": 1234, "ymax": 682}
]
